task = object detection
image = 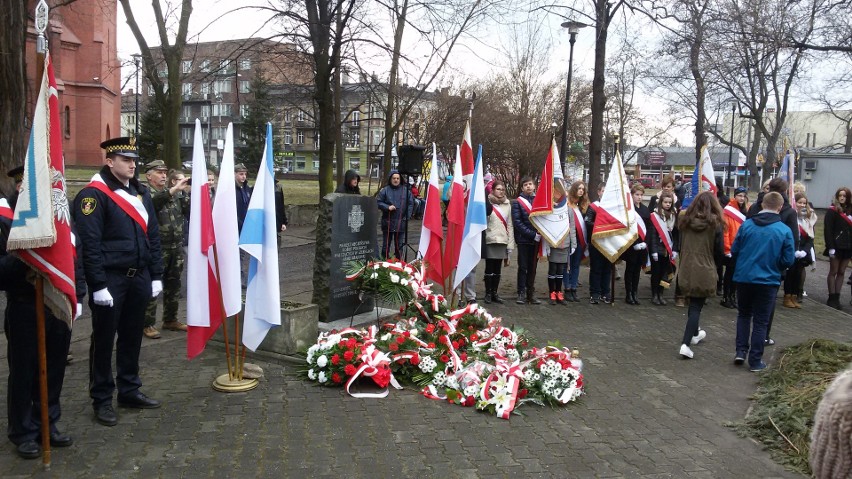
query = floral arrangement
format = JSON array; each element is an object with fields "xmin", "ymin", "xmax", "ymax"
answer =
[{"xmin": 302, "ymin": 259, "xmax": 585, "ymax": 419}]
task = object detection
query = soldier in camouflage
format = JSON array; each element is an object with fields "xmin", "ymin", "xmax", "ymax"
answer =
[{"xmin": 143, "ymin": 162, "xmax": 190, "ymax": 339}]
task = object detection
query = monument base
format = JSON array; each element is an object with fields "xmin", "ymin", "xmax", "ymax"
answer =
[
  {"xmin": 318, "ymin": 307, "xmax": 398, "ymax": 332},
  {"xmin": 211, "ymin": 302, "xmax": 319, "ymax": 356}
]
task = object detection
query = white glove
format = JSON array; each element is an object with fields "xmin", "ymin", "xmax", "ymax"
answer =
[
  {"xmin": 725, "ymin": 253, "xmax": 732, "ymax": 258},
  {"xmin": 93, "ymin": 288, "xmax": 114, "ymax": 307},
  {"xmin": 794, "ymin": 250, "xmax": 807, "ymax": 259},
  {"xmin": 672, "ymin": 252, "xmax": 679, "ymax": 260},
  {"xmin": 534, "ymin": 234, "xmax": 541, "ymax": 242},
  {"xmin": 75, "ymin": 303, "xmax": 83, "ymax": 319},
  {"xmin": 829, "ymin": 249, "xmax": 836, "ymax": 258},
  {"xmin": 151, "ymin": 280, "xmax": 163, "ymax": 298},
  {"xmin": 633, "ymin": 242, "xmax": 647, "ymax": 251},
  {"xmin": 583, "ymin": 248, "xmax": 589, "ymax": 257},
  {"xmin": 651, "ymin": 253, "xmax": 659, "ymax": 262},
  {"xmin": 570, "ymin": 247, "xmax": 576, "ymax": 255}
]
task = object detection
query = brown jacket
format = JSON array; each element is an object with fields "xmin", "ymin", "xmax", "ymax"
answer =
[{"xmin": 677, "ymin": 216, "xmax": 723, "ymax": 298}]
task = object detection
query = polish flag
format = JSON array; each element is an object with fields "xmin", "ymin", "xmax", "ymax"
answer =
[
  {"xmin": 417, "ymin": 143, "xmax": 444, "ymax": 284},
  {"xmin": 460, "ymin": 120, "xmax": 475, "ymax": 184},
  {"xmin": 443, "ymin": 145, "xmax": 466, "ymax": 277},
  {"xmin": 186, "ymin": 119, "xmax": 223, "ymax": 359}
]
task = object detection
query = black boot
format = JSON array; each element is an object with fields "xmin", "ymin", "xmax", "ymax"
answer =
[
  {"xmin": 528, "ymin": 289, "xmax": 542, "ymax": 305},
  {"xmin": 633, "ymin": 289, "xmax": 641, "ymax": 305},
  {"xmin": 827, "ymin": 293, "xmax": 843, "ymax": 310},
  {"xmin": 483, "ymin": 275, "xmax": 492, "ymax": 304},
  {"xmin": 516, "ymin": 291, "xmax": 526, "ymax": 305},
  {"xmin": 491, "ymin": 275, "xmax": 504, "ymax": 304},
  {"xmin": 571, "ymin": 289, "xmax": 579, "ymax": 302},
  {"xmin": 652, "ymin": 289, "xmax": 661, "ymax": 305},
  {"xmin": 730, "ymin": 291, "xmax": 738, "ymax": 309}
]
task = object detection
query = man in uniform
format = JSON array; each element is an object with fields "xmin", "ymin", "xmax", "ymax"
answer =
[
  {"xmin": 1, "ymin": 166, "xmax": 86, "ymax": 459},
  {"xmin": 74, "ymin": 137, "xmax": 164, "ymax": 427},
  {"xmin": 142, "ymin": 161, "xmax": 189, "ymax": 339}
]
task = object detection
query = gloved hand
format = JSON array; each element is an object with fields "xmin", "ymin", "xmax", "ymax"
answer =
[
  {"xmin": 151, "ymin": 280, "xmax": 163, "ymax": 298},
  {"xmin": 633, "ymin": 242, "xmax": 647, "ymax": 251},
  {"xmin": 725, "ymin": 253, "xmax": 732, "ymax": 258},
  {"xmin": 672, "ymin": 252, "xmax": 679, "ymax": 260},
  {"xmin": 570, "ymin": 247, "xmax": 576, "ymax": 255},
  {"xmin": 75, "ymin": 303, "xmax": 83, "ymax": 319},
  {"xmin": 534, "ymin": 234, "xmax": 541, "ymax": 242},
  {"xmin": 93, "ymin": 288, "xmax": 114, "ymax": 307},
  {"xmin": 795, "ymin": 250, "xmax": 807, "ymax": 259},
  {"xmin": 829, "ymin": 249, "xmax": 836, "ymax": 258},
  {"xmin": 651, "ymin": 253, "xmax": 659, "ymax": 262}
]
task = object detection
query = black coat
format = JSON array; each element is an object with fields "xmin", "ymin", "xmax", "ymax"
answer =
[
  {"xmin": 824, "ymin": 207, "xmax": 852, "ymax": 253},
  {"xmin": 511, "ymin": 193, "xmax": 538, "ymax": 245},
  {"xmin": 336, "ymin": 170, "xmax": 362, "ymax": 194},
  {"xmin": 748, "ymin": 192, "xmax": 799, "ymax": 250},
  {"xmin": 73, "ymin": 166, "xmax": 164, "ymax": 292}
]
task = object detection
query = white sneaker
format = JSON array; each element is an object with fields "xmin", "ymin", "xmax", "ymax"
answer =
[
  {"xmin": 690, "ymin": 329, "xmax": 707, "ymax": 345},
  {"xmin": 679, "ymin": 344, "xmax": 694, "ymax": 359}
]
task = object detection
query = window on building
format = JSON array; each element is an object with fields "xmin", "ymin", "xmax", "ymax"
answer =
[
  {"xmin": 64, "ymin": 106, "xmax": 71, "ymax": 137},
  {"xmin": 200, "ymin": 83, "xmax": 210, "ymax": 96},
  {"xmin": 240, "ymin": 104, "xmax": 249, "ymax": 118},
  {"xmin": 182, "ymin": 60, "xmax": 192, "ymax": 74},
  {"xmin": 297, "ymin": 130, "xmax": 305, "ymax": 144},
  {"xmin": 182, "ymin": 105, "xmax": 191, "ymax": 120},
  {"xmin": 201, "ymin": 104, "xmax": 210, "ymax": 119},
  {"xmin": 212, "ymin": 104, "xmax": 231, "ymax": 117},
  {"xmin": 297, "ymin": 110, "xmax": 307, "ymax": 122},
  {"xmin": 239, "ymin": 58, "xmax": 251, "ymax": 70},
  {"xmin": 349, "ymin": 131, "xmax": 360, "ymax": 147},
  {"xmin": 212, "ymin": 127, "xmax": 227, "ymax": 140},
  {"xmin": 351, "ymin": 110, "xmax": 360, "ymax": 127},
  {"xmin": 213, "ymin": 80, "xmax": 232, "ymax": 94},
  {"xmin": 200, "ymin": 59, "xmax": 210, "ymax": 72},
  {"xmin": 372, "ymin": 130, "xmax": 382, "ymax": 147},
  {"xmin": 284, "ymin": 131, "xmax": 293, "ymax": 144},
  {"xmin": 313, "ymin": 160, "xmax": 320, "ymax": 170},
  {"xmin": 282, "ymin": 159, "xmax": 293, "ymax": 171},
  {"xmin": 219, "ymin": 59, "xmax": 231, "ymax": 72},
  {"xmin": 182, "ymin": 82, "xmax": 192, "ymax": 97},
  {"xmin": 239, "ymin": 80, "xmax": 251, "ymax": 93},
  {"xmin": 284, "ymin": 110, "xmax": 292, "ymax": 124},
  {"xmin": 350, "ymin": 158, "xmax": 360, "ymax": 171},
  {"xmin": 296, "ymin": 157, "xmax": 306, "ymax": 170},
  {"xmin": 180, "ymin": 127, "xmax": 192, "ymax": 143}
]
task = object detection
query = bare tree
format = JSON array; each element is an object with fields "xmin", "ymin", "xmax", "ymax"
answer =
[{"xmin": 0, "ymin": 1, "xmax": 28, "ymax": 195}]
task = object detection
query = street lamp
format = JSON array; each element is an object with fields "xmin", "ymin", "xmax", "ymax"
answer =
[
  {"xmin": 560, "ymin": 20, "xmax": 587, "ymax": 164},
  {"xmin": 726, "ymin": 101, "xmax": 736, "ymax": 190},
  {"xmin": 132, "ymin": 54, "xmax": 141, "ymax": 140}
]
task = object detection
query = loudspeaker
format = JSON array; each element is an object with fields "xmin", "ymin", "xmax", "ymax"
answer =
[{"xmin": 397, "ymin": 144, "xmax": 426, "ymax": 175}]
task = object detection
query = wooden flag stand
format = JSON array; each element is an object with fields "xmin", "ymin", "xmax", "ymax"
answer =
[{"xmin": 210, "ymin": 247, "xmax": 257, "ymax": 392}]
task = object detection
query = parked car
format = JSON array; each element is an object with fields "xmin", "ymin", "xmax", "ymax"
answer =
[{"xmin": 632, "ymin": 176, "xmax": 656, "ymax": 188}]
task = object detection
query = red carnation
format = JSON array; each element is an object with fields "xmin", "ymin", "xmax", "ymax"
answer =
[
  {"xmin": 507, "ymin": 344, "xmax": 515, "ymax": 349},
  {"xmin": 438, "ymin": 335, "xmax": 448, "ymax": 345},
  {"xmin": 451, "ymin": 341, "xmax": 460, "ymax": 349},
  {"xmin": 396, "ymin": 335, "xmax": 406, "ymax": 344},
  {"xmin": 403, "ymin": 331, "xmax": 411, "ymax": 338},
  {"xmin": 470, "ymin": 333, "xmax": 479, "ymax": 341},
  {"xmin": 343, "ymin": 350, "xmax": 354, "ymax": 362},
  {"xmin": 331, "ymin": 372, "xmax": 343, "ymax": 384},
  {"xmin": 518, "ymin": 388, "xmax": 528, "ymax": 399},
  {"xmin": 347, "ymin": 338, "xmax": 357, "ymax": 349},
  {"xmin": 428, "ymin": 342, "xmax": 436, "ymax": 349},
  {"xmin": 460, "ymin": 352, "xmax": 468, "ymax": 362},
  {"xmin": 331, "ymin": 354, "xmax": 341, "ymax": 365},
  {"xmin": 468, "ymin": 325, "xmax": 474, "ymax": 331},
  {"xmin": 339, "ymin": 340, "xmax": 347, "ymax": 348},
  {"xmin": 410, "ymin": 355, "xmax": 420, "ymax": 365},
  {"xmin": 457, "ymin": 337, "xmax": 465, "ymax": 346},
  {"xmin": 425, "ymin": 324, "xmax": 435, "ymax": 333},
  {"xmin": 389, "ymin": 343, "xmax": 399, "ymax": 352},
  {"xmin": 502, "ymin": 330, "xmax": 511, "ymax": 338},
  {"xmin": 465, "ymin": 395, "xmax": 475, "ymax": 406},
  {"xmin": 344, "ymin": 364, "xmax": 356, "ymax": 376},
  {"xmin": 440, "ymin": 355, "xmax": 449, "ymax": 363}
]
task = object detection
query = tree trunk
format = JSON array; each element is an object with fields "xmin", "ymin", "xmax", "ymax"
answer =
[
  {"xmin": 382, "ymin": 0, "xmax": 408, "ymax": 181},
  {"xmin": 0, "ymin": 1, "xmax": 27, "ymax": 195},
  {"xmin": 748, "ymin": 123, "xmax": 761, "ymax": 191},
  {"xmin": 690, "ymin": 20, "xmax": 705, "ymax": 165},
  {"xmin": 588, "ymin": 0, "xmax": 609, "ymax": 198}
]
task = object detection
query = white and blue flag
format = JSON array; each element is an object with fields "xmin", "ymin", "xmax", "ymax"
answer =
[
  {"xmin": 239, "ymin": 123, "xmax": 281, "ymax": 351},
  {"xmin": 453, "ymin": 145, "xmax": 487, "ymax": 290}
]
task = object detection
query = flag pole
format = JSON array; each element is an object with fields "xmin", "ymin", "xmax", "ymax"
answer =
[
  {"xmin": 33, "ymin": 0, "xmax": 51, "ymax": 468},
  {"xmin": 211, "ymin": 247, "xmax": 235, "ymax": 379}
]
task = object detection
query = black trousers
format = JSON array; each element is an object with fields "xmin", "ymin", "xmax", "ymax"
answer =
[
  {"xmin": 588, "ymin": 246, "xmax": 611, "ymax": 298},
  {"xmin": 722, "ymin": 256, "xmax": 736, "ymax": 298},
  {"xmin": 516, "ymin": 243, "xmax": 539, "ymax": 294},
  {"xmin": 682, "ymin": 297, "xmax": 705, "ymax": 345},
  {"xmin": 784, "ymin": 265, "xmax": 802, "ymax": 295},
  {"xmin": 623, "ymin": 248, "xmax": 645, "ymax": 295},
  {"xmin": 650, "ymin": 256, "xmax": 671, "ymax": 291},
  {"xmin": 484, "ymin": 258, "xmax": 503, "ymax": 276},
  {"xmin": 5, "ymin": 298, "xmax": 71, "ymax": 445},
  {"xmin": 89, "ymin": 269, "xmax": 151, "ymax": 408}
]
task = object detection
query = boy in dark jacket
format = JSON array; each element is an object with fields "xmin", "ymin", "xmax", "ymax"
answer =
[{"xmin": 511, "ymin": 177, "xmax": 541, "ymax": 304}]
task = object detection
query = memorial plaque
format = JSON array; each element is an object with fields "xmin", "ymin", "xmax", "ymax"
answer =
[{"xmin": 327, "ymin": 194, "xmax": 377, "ymax": 321}]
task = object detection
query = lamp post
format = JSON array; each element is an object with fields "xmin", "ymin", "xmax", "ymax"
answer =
[
  {"xmin": 560, "ymin": 20, "xmax": 587, "ymax": 164},
  {"xmin": 726, "ymin": 101, "xmax": 736, "ymax": 190},
  {"xmin": 132, "ymin": 54, "xmax": 141, "ymax": 139}
]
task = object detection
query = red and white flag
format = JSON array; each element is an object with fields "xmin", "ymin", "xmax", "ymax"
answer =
[
  {"xmin": 530, "ymin": 138, "xmax": 571, "ymax": 247},
  {"xmin": 460, "ymin": 120, "xmax": 475, "ymax": 186},
  {"xmin": 8, "ymin": 52, "xmax": 76, "ymax": 326},
  {"xmin": 417, "ymin": 143, "xmax": 444, "ymax": 285},
  {"xmin": 186, "ymin": 119, "xmax": 223, "ymax": 359},
  {"xmin": 591, "ymin": 151, "xmax": 638, "ymax": 262},
  {"xmin": 212, "ymin": 124, "xmax": 242, "ymax": 318},
  {"xmin": 443, "ymin": 146, "xmax": 465, "ymax": 276}
]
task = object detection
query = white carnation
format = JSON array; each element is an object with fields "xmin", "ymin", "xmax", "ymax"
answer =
[
  {"xmin": 381, "ymin": 333, "xmax": 392, "ymax": 341},
  {"xmin": 463, "ymin": 385, "xmax": 480, "ymax": 397},
  {"xmin": 318, "ymin": 371, "xmax": 328, "ymax": 383},
  {"xmin": 432, "ymin": 372, "xmax": 446, "ymax": 387},
  {"xmin": 308, "ymin": 369, "xmax": 317, "ymax": 380},
  {"xmin": 316, "ymin": 355, "xmax": 328, "ymax": 368},
  {"xmin": 390, "ymin": 273, "xmax": 400, "ymax": 284}
]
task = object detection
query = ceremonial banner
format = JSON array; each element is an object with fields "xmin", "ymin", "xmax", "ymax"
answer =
[
  {"xmin": 239, "ymin": 123, "xmax": 281, "ymax": 351},
  {"xmin": 443, "ymin": 145, "xmax": 465, "ymax": 275},
  {"xmin": 186, "ymin": 119, "xmax": 223, "ymax": 359},
  {"xmin": 8, "ymin": 52, "xmax": 76, "ymax": 326},
  {"xmin": 212, "ymin": 124, "xmax": 242, "ymax": 317},
  {"xmin": 682, "ymin": 146, "xmax": 717, "ymax": 209},
  {"xmin": 778, "ymin": 146, "xmax": 795, "ymax": 202},
  {"xmin": 417, "ymin": 143, "xmax": 444, "ymax": 284},
  {"xmin": 460, "ymin": 120, "xmax": 475, "ymax": 186},
  {"xmin": 591, "ymin": 151, "xmax": 637, "ymax": 262},
  {"xmin": 530, "ymin": 139, "xmax": 571, "ymax": 247},
  {"xmin": 453, "ymin": 146, "xmax": 487, "ymax": 290}
]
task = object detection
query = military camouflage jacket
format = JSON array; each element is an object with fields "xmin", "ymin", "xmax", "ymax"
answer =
[{"xmin": 149, "ymin": 185, "xmax": 189, "ymax": 248}]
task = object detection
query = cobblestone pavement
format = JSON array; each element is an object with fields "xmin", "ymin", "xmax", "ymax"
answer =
[{"xmin": 1, "ymin": 224, "xmax": 850, "ymax": 478}]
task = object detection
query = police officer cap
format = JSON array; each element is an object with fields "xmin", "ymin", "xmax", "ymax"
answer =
[
  {"xmin": 100, "ymin": 136, "xmax": 139, "ymax": 158},
  {"xmin": 7, "ymin": 165, "xmax": 24, "ymax": 183},
  {"xmin": 234, "ymin": 163, "xmax": 248, "ymax": 172},
  {"xmin": 144, "ymin": 160, "xmax": 168, "ymax": 172},
  {"xmin": 734, "ymin": 186, "xmax": 748, "ymax": 195}
]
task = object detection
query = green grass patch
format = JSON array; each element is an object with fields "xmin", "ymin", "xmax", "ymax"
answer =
[{"xmin": 732, "ymin": 339, "xmax": 852, "ymax": 475}]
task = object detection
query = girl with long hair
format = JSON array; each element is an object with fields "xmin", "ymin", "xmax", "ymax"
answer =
[
  {"xmin": 563, "ymin": 180, "xmax": 590, "ymax": 302},
  {"xmin": 824, "ymin": 187, "xmax": 852, "ymax": 310},
  {"xmin": 789, "ymin": 192, "xmax": 818, "ymax": 308},
  {"xmin": 483, "ymin": 181, "xmax": 515, "ymax": 304},
  {"xmin": 720, "ymin": 187, "xmax": 749, "ymax": 309},
  {"xmin": 647, "ymin": 191, "xmax": 678, "ymax": 305},
  {"xmin": 676, "ymin": 191, "xmax": 724, "ymax": 359}
]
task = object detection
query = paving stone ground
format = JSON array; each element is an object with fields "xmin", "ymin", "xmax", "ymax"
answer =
[{"xmin": 1, "ymin": 223, "xmax": 850, "ymax": 478}]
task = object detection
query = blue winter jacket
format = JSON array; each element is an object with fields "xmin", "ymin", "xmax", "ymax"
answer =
[{"xmin": 731, "ymin": 211, "xmax": 795, "ymax": 286}]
